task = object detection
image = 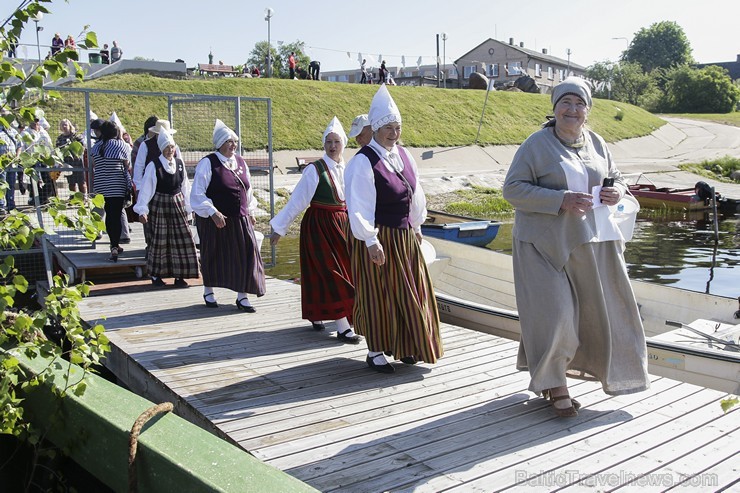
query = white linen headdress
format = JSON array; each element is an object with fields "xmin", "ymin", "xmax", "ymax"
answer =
[
  {"xmin": 157, "ymin": 129, "xmax": 176, "ymax": 152},
  {"xmin": 368, "ymin": 84, "xmax": 401, "ymax": 132},
  {"xmin": 213, "ymin": 118, "xmax": 238, "ymax": 150},
  {"xmin": 322, "ymin": 116, "xmax": 347, "ymax": 146},
  {"xmin": 109, "ymin": 111, "xmax": 126, "ymax": 134}
]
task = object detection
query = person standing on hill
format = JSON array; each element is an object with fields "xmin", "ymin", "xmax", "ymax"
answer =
[
  {"xmin": 191, "ymin": 119, "xmax": 266, "ymax": 311},
  {"xmin": 360, "ymin": 59, "xmax": 368, "ymax": 84},
  {"xmin": 110, "ymin": 40, "xmax": 123, "ymax": 63},
  {"xmin": 270, "ymin": 117, "xmax": 360, "ymax": 344},
  {"xmin": 51, "ymin": 33, "xmax": 64, "ymax": 55},
  {"xmin": 100, "ymin": 43, "xmax": 110, "ymax": 64},
  {"xmin": 345, "ymin": 84, "xmax": 443, "ymax": 373},
  {"xmin": 288, "ymin": 52, "xmax": 296, "ymax": 79},
  {"xmin": 503, "ymin": 77, "xmax": 649, "ymax": 418}
]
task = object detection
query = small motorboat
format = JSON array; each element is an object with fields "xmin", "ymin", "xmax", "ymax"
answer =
[
  {"xmin": 422, "ymin": 210, "xmax": 501, "ymax": 247},
  {"xmin": 627, "ymin": 175, "xmax": 739, "ymax": 213}
]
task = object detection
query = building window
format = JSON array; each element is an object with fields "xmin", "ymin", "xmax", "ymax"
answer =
[
  {"xmin": 449, "ymin": 67, "xmax": 458, "ymax": 77},
  {"xmin": 535, "ymin": 63, "xmax": 542, "ymax": 77},
  {"xmin": 488, "ymin": 63, "xmax": 499, "ymax": 77},
  {"xmin": 507, "ymin": 61, "xmax": 522, "ymax": 76},
  {"xmin": 558, "ymin": 69, "xmax": 565, "ymax": 81},
  {"xmin": 547, "ymin": 66, "xmax": 554, "ymax": 80},
  {"xmin": 463, "ymin": 65, "xmax": 475, "ymax": 78}
]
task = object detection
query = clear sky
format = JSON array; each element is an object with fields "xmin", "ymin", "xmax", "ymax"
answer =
[{"xmin": 10, "ymin": 0, "xmax": 739, "ymax": 73}]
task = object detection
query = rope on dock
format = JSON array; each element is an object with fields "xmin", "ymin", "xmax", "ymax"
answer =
[{"xmin": 128, "ymin": 402, "xmax": 174, "ymax": 493}]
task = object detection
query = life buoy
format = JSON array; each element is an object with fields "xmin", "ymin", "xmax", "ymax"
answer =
[{"xmin": 488, "ymin": 48, "xmax": 495, "ymax": 56}]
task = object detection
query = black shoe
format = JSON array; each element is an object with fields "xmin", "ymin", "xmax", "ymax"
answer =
[
  {"xmin": 236, "ymin": 298, "xmax": 256, "ymax": 313},
  {"xmin": 119, "ymin": 237, "xmax": 131, "ymax": 244},
  {"xmin": 203, "ymin": 293, "xmax": 218, "ymax": 308},
  {"xmin": 151, "ymin": 277, "xmax": 166, "ymax": 287},
  {"xmin": 108, "ymin": 247, "xmax": 119, "ymax": 262},
  {"xmin": 174, "ymin": 278, "xmax": 189, "ymax": 288},
  {"xmin": 337, "ymin": 329, "xmax": 361, "ymax": 345},
  {"xmin": 400, "ymin": 356, "xmax": 417, "ymax": 365},
  {"xmin": 312, "ymin": 322, "xmax": 326, "ymax": 331},
  {"xmin": 366, "ymin": 354, "xmax": 395, "ymax": 374}
]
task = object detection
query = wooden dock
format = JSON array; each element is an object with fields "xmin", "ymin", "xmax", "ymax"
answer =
[{"xmin": 78, "ymin": 277, "xmax": 739, "ymax": 492}]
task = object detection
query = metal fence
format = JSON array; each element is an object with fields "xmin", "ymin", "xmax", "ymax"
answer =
[{"xmin": 2, "ymin": 86, "xmax": 275, "ymax": 289}]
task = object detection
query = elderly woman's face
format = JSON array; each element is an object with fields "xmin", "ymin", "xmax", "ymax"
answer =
[
  {"xmin": 375, "ymin": 122, "xmax": 401, "ymax": 149},
  {"xmin": 324, "ymin": 132, "xmax": 344, "ymax": 162},
  {"xmin": 554, "ymin": 94, "xmax": 588, "ymax": 131},
  {"xmin": 219, "ymin": 138, "xmax": 237, "ymax": 157},
  {"xmin": 162, "ymin": 144, "xmax": 175, "ymax": 160}
]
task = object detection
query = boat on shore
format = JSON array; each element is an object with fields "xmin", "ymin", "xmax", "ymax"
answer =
[
  {"xmin": 626, "ymin": 174, "xmax": 739, "ymax": 213},
  {"xmin": 424, "ymin": 237, "xmax": 740, "ymax": 393},
  {"xmin": 422, "ymin": 209, "xmax": 501, "ymax": 247}
]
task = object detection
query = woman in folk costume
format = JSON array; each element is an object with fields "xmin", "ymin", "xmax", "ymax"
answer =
[
  {"xmin": 269, "ymin": 117, "xmax": 360, "ymax": 344},
  {"xmin": 133, "ymin": 128, "xmax": 199, "ymax": 288},
  {"xmin": 345, "ymin": 84, "xmax": 443, "ymax": 373},
  {"xmin": 190, "ymin": 119, "xmax": 266, "ymax": 311}
]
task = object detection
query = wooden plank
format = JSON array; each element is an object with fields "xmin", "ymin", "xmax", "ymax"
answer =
[{"xmin": 77, "ymin": 270, "xmax": 740, "ymax": 493}]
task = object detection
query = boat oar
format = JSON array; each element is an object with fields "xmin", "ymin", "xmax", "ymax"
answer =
[{"xmin": 665, "ymin": 320, "xmax": 740, "ymax": 352}]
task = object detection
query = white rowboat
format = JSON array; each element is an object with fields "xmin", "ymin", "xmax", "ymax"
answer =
[{"xmin": 424, "ymin": 237, "xmax": 740, "ymax": 394}]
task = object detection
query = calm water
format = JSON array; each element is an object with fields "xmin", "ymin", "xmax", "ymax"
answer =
[{"xmin": 266, "ymin": 212, "xmax": 739, "ymax": 299}]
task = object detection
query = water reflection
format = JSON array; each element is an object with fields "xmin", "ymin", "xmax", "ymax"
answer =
[{"xmin": 266, "ymin": 212, "xmax": 738, "ymax": 298}]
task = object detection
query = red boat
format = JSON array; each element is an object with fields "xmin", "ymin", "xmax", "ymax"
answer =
[{"xmin": 627, "ymin": 175, "xmax": 739, "ymax": 214}]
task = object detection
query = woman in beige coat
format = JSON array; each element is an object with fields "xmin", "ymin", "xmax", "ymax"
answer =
[{"xmin": 503, "ymin": 77, "xmax": 649, "ymax": 417}]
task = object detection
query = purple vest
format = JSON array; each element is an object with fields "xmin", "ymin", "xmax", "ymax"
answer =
[
  {"xmin": 205, "ymin": 154, "xmax": 251, "ymax": 217},
  {"xmin": 359, "ymin": 146, "xmax": 416, "ymax": 229}
]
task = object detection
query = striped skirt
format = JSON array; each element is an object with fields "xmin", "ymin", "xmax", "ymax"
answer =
[
  {"xmin": 196, "ymin": 214, "xmax": 266, "ymax": 296},
  {"xmin": 351, "ymin": 226, "xmax": 443, "ymax": 363},
  {"xmin": 147, "ymin": 192, "xmax": 200, "ymax": 279},
  {"xmin": 299, "ymin": 207, "xmax": 354, "ymax": 322}
]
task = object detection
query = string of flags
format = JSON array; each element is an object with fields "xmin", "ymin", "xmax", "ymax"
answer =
[{"xmin": 307, "ymin": 45, "xmax": 443, "ymax": 70}]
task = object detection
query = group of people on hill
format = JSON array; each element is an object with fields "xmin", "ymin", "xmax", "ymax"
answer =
[{"xmin": 49, "ymin": 33, "xmax": 122, "ymax": 63}]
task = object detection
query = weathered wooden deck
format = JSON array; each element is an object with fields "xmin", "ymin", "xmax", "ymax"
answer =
[{"xmin": 78, "ymin": 278, "xmax": 739, "ymax": 492}]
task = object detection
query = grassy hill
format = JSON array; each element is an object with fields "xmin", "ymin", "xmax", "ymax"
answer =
[{"xmin": 69, "ymin": 74, "xmax": 665, "ymax": 151}]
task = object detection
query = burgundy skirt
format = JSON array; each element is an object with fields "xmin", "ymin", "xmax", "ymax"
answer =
[{"xmin": 299, "ymin": 206, "xmax": 354, "ymax": 322}]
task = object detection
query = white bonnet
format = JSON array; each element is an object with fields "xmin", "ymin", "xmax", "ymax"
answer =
[
  {"xmin": 322, "ymin": 116, "xmax": 347, "ymax": 146},
  {"xmin": 368, "ymin": 84, "xmax": 401, "ymax": 132},
  {"xmin": 157, "ymin": 129, "xmax": 176, "ymax": 152},
  {"xmin": 213, "ymin": 118, "xmax": 238, "ymax": 149}
]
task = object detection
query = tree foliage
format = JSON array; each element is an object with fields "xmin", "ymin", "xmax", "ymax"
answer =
[
  {"xmin": 623, "ymin": 21, "xmax": 693, "ymax": 73},
  {"xmin": 1, "ymin": 0, "xmax": 108, "ymax": 445},
  {"xmin": 246, "ymin": 40, "xmax": 309, "ymax": 78},
  {"xmin": 586, "ymin": 60, "xmax": 662, "ymax": 110},
  {"xmin": 663, "ymin": 65, "xmax": 740, "ymax": 113}
]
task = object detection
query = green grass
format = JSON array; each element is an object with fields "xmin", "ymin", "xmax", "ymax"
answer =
[
  {"xmin": 429, "ymin": 186, "xmax": 514, "ymax": 218},
  {"xmin": 62, "ymin": 74, "xmax": 666, "ymax": 151},
  {"xmin": 678, "ymin": 155, "xmax": 740, "ymax": 182}
]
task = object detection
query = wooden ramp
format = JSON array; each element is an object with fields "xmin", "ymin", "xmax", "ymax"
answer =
[{"xmin": 78, "ymin": 278, "xmax": 739, "ymax": 492}]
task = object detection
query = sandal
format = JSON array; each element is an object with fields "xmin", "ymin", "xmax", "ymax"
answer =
[
  {"xmin": 108, "ymin": 247, "xmax": 119, "ymax": 262},
  {"xmin": 543, "ymin": 389, "xmax": 581, "ymax": 411},
  {"xmin": 550, "ymin": 394, "xmax": 578, "ymax": 418}
]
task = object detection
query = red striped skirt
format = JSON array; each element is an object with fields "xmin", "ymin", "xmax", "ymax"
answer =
[
  {"xmin": 350, "ymin": 226, "xmax": 443, "ymax": 363},
  {"xmin": 299, "ymin": 207, "xmax": 354, "ymax": 322}
]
